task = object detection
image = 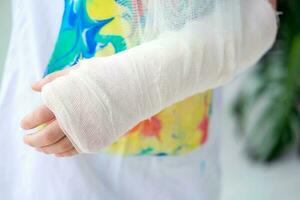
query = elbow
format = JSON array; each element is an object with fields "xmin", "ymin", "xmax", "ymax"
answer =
[
  {"xmin": 238, "ymin": 0, "xmax": 278, "ymax": 70},
  {"xmin": 207, "ymin": 0, "xmax": 278, "ymax": 88}
]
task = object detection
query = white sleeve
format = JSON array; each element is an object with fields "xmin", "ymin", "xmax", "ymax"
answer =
[{"xmin": 41, "ymin": 0, "xmax": 277, "ymax": 153}]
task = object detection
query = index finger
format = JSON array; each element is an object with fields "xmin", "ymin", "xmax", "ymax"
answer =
[
  {"xmin": 21, "ymin": 105, "xmax": 55, "ymax": 130},
  {"xmin": 32, "ymin": 66, "xmax": 78, "ymax": 92}
]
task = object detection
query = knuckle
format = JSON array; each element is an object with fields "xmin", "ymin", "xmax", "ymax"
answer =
[
  {"xmin": 23, "ymin": 136, "xmax": 33, "ymax": 146},
  {"xmin": 21, "ymin": 120, "xmax": 29, "ymax": 129},
  {"xmin": 43, "ymin": 132, "xmax": 55, "ymax": 144},
  {"xmin": 34, "ymin": 108, "xmax": 43, "ymax": 122},
  {"xmin": 61, "ymin": 140, "xmax": 71, "ymax": 151}
]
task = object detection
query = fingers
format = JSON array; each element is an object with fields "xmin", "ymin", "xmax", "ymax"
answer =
[
  {"xmin": 21, "ymin": 105, "xmax": 55, "ymax": 130},
  {"xmin": 37, "ymin": 136, "xmax": 74, "ymax": 154},
  {"xmin": 32, "ymin": 69, "xmax": 69, "ymax": 92},
  {"xmin": 32, "ymin": 66, "xmax": 77, "ymax": 92},
  {"xmin": 23, "ymin": 120, "xmax": 65, "ymax": 147},
  {"xmin": 55, "ymin": 148, "xmax": 78, "ymax": 157},
  {"xmin": 23, "ymin": 119, "xmax": 79, "ymax": 157}
]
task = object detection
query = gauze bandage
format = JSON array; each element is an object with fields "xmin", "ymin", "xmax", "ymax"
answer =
[{"xmin": 42, "ymin": 0, "xmax": 277, "ymax": 153}]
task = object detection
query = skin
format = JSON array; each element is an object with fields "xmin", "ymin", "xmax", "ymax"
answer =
[
  {"xmin": 270, "ymin": 0, "xmax": 277, "ymax": 9},
  {"xmin": 20, "ymin": 0, "xmax": 277, "ymax": 157},
  {"xmin": 21, "ymin": 67, "xmax": 79, "ymax": 157}
]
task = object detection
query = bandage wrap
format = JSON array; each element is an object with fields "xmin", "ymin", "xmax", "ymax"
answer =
[{"xmin": 42, "ymin": 0, "xmax": 277, "ymax": 153}]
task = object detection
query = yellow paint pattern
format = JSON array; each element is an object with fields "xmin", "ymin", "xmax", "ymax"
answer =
[{"xmin": 84, "ymin": 0, "xmax": 213, "ymax": 156}]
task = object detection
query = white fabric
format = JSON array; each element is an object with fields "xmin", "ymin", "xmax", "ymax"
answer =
[
  {"xmin": 0, "ymin": 1, "xmax": 222, "ymax": 199},
  {"xmin": 0, "ymin": 0, "xmax": 274, "ymax": 199},
  {"xmin": 42, "ymin": 0, "xmax": 277, "ymax": 153}
]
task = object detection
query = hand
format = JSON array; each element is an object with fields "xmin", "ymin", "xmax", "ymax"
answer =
[{"xmin": 21, "ymin": 67, "xmax": 79, "ymax": 157}]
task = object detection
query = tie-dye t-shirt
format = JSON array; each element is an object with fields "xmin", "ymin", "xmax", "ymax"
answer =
[
  {"xmin": 0, "ymin": 1, "xmax": 221, "ymax": 199},
  {"xmin": 46, "ymin": 0, "xmax": 212, "ymax": 156}
]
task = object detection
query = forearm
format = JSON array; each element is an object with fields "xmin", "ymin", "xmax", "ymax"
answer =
[{"xmin": 41, "ymin": 0, "xmax": 277, "ymax": 153}]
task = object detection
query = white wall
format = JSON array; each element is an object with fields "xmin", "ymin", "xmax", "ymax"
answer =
[{"xmin": 0, "ymin": 0, "xmax": 12, "ymax": 76}]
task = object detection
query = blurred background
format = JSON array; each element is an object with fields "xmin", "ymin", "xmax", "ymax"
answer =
[
  {"xmin": 0, "ymin": 0, "xmax": 299, "ymax": 199},
  {"xmin": 0, "ymin": 0, "xmax": 11, "ymax": 77}
]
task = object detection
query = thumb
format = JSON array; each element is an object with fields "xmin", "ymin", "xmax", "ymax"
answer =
[{"xmin": 32, "ymin": 66, "xmax": 77, "ymax": 92}]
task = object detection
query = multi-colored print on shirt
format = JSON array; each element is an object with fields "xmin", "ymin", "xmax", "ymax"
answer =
[{"xmin": 46, "ymin": 0, "xmax": 213, "ymax": 156}]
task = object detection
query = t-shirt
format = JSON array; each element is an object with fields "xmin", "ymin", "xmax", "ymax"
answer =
[{"xmin": 0, "ymin": 0, "xmax": 221, "ymax": 199}]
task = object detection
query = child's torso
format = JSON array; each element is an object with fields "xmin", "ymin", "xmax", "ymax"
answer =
[{"xmin": 5, "ymin": 0, "xmax": 214, "ymax": 157}]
